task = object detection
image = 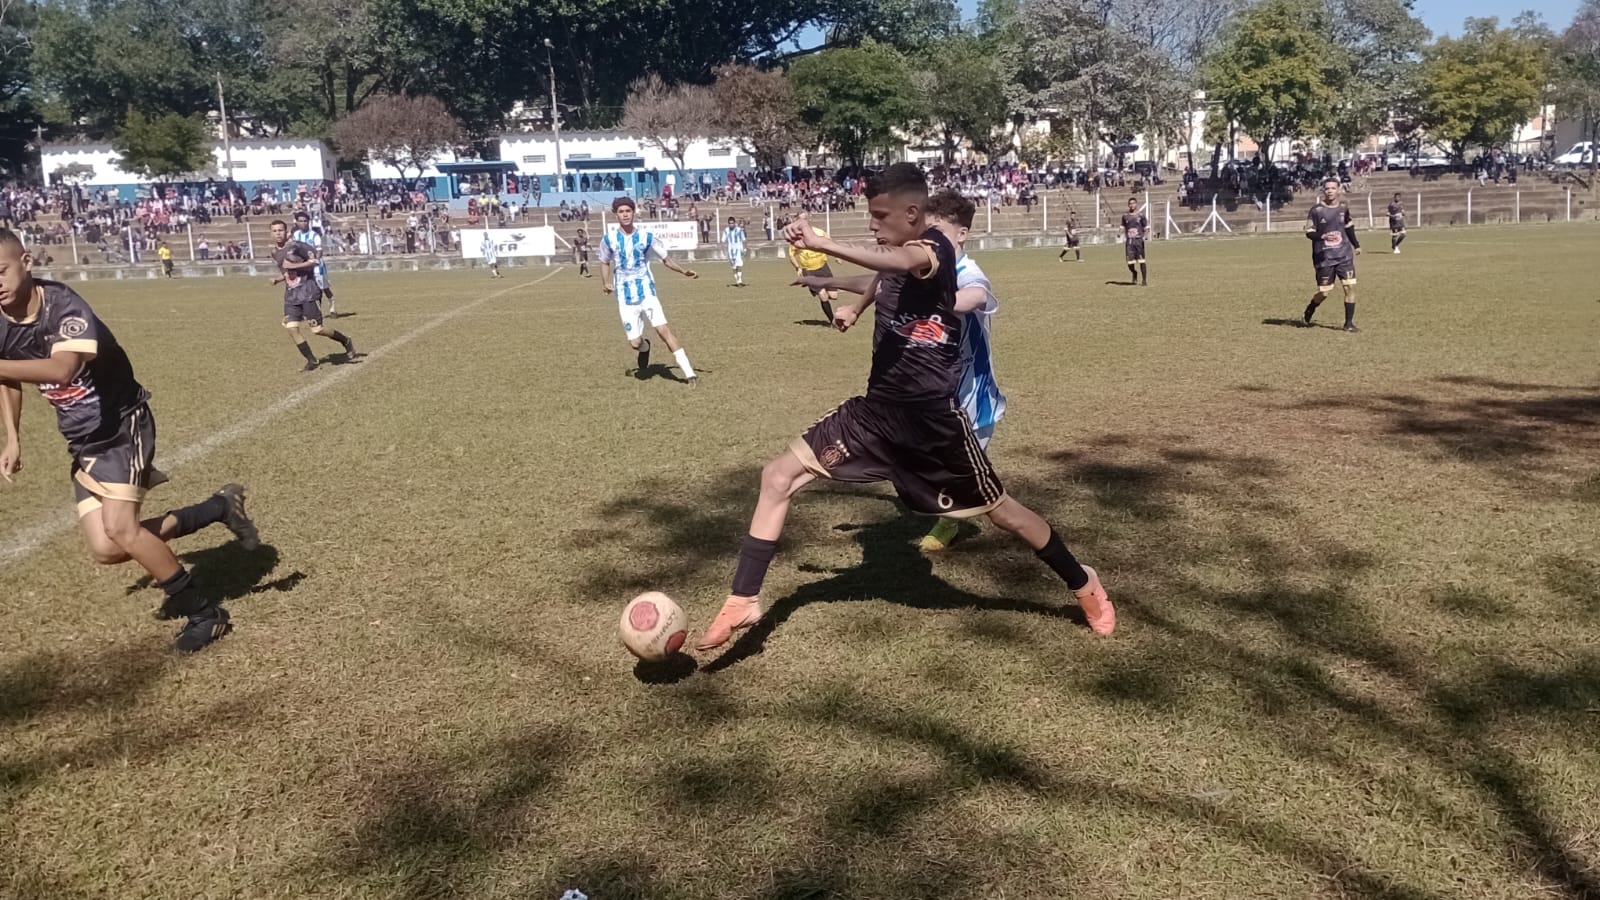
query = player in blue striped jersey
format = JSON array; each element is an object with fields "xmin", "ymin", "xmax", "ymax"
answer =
[
  {"xmin": 795, "ymin": 190, "xmax": 1005, "ymax": 551},
  {"xmin": 722, "ymin": 217, "xmax": 746, "ymax": 287},
  {"xmin": 598, "ymin": 197, "xmax": 700, "ymax": 385},
  {"xmin": 290, "ymin": 212, "xmax": 338, "ymax": 316}
]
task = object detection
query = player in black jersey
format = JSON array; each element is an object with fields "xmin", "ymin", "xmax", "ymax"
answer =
[
  {"xmin": 1386, "ymin": 192, "xmax": 1406, "ymax": 253},
  {"xmin": 697, "ymin": 164, "xmax": 1114, "ymax": 652},
  {"xmin": 1303, "ymin": 178, "xmax": 1362, "ymax": 332},
  {"xmin": 1121, "ymin": 198, "xmax": 1148, "ymax": 285},
  {"xmin": 1058, "ymin": 213, "xmax": 1082, "ymax": 261},
  {"xmin": 270, "ymin": 220, "xmax": 357, "ymax": 371},
  {"xmin": 0, "ymin": 229, "xmax": 258, "ymax": 653}
]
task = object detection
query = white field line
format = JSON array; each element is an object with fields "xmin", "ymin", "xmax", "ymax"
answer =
[{"xmin": 0, "ymin": 268, "xmax": 565, "ymax": 566}]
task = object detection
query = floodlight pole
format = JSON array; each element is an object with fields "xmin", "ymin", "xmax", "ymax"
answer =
[
  {"xmin": 544, "ymin": 39, "xmax": 564, "ymax": 182},
  {"xmin": 216, "ymin": 72, "xmax": 233, "ymax": 180}
]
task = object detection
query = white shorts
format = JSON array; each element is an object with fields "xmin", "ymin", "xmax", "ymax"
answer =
[
  {"xmin": 729, "ymin": 251, "xmax": 744, "ymax": 269},
  {"xmin": 618, "ymin": 292, "xmax": 667, "ymax": 339}
]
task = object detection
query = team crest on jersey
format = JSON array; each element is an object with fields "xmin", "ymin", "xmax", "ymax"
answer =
[
  {"xmin": 1126, "ymin": 227, "xmax": 1140, "ymax": 237},
  {"xmin": 818, "ymin": 440, "xmax": 850, "ymax": 469},
  {"xmin": 41, "ymin": 382, "xmax": 88, "ymax": 407},
  {"xmin": 891, "ymin": 313, "xmax": 950, "ymax": 347},
  {"xmin": 58, "ymin": 315, "xmax": 88, "ymax": 339},
  {"xmin": 1323, "ymin": 231, "xmax": 1343, "ymax": 246}
]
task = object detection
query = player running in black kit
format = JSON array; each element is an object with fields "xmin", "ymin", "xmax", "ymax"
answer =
[
  {"xmin": 1387, "ymin": 192, "xmax": 1406, "ymax": 253},
  {"xmin": 573, "ymin": 229, "xmax": 592, "ymax": 278},
  {"xmin": 0, "ymin": 229, "xmax": 258, "ymax": 653},
  {"xmin": 1058, "ymin": 213, "xmax": 1082, "ymax": 262},
  {"xmin": 1121, "ymin": 198, "xmax": 1148, "ymax": 285},
  {"xmin": 696, "ymin": 164, "xmax": 1115, "ymax": 652},
  {"xmin": 270, "ymin": 220, "xmax": 356, "ymax": 371},
  {"xmin": 1303, "ymin": 178, "xmax": 1363, "ymax": 332}
]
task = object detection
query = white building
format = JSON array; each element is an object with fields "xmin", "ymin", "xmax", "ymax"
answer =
[{"xmin": 42, "ymin": 139, "xmax": 335, "ymax": 189}]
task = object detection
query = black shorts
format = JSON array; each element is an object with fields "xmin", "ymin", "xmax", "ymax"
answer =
[
  {"xmin": 284, "ymin": 294, "xmax": 324, "ymax": 326},
  {"xmin": 1315, "ymin": 262, "xmax": 1357, "ymax": 287},
  {"xmin": 804, "ymin": 262, "xmax": 834, "ymax": 295},
  {"xmin": 1065, "ymin": 234, "xmax": 1081, "ymax": 247},
  {"xmin": 1125, "ymin": 240, "xmax": 1145, "ymax": 263},
  {"xmin": 69, "ymin": 404, "xmax": 167, "ymax": 516},
  {"xmin": 790, "ymin": 396, "xmax": 1006, "ymax": 518},
  {"xmin": 1389, "ymin": 223, "xmax": 1406, "ymax": 234}
]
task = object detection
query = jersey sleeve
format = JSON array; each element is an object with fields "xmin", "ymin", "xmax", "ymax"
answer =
[
  {"xmin": 45, "ymin": 290, "xmax": 101, "ymax": 358},
  {"xmin": 957, "ymin": 263, "xmax": 998, "ymax": 316},
  {"xmin": 646, "ymin": 236, "xmax": 669, "ymax": 262},
  {"xmin": 597, "ymin": 236, "xmax": 615, "ymax": 264}
]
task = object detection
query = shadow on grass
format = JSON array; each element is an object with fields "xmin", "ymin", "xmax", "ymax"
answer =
[
  {"xmin": 630, "ymin": 363, "xmax": 689, "ymax": 383},
  {"xmin": 122, "ymin": 542, "xmax": 295, "ymax": 605}
]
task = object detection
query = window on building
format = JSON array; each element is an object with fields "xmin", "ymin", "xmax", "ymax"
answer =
[
  {"xmin": 708, "ymin": 147, "xmax": 732, "ymax": 157},
  {"xmin": 569, "ymin": 153, "xmax": 591, "ymax": 160},
  {"xmin": 522, "ymin": 154, "xmax": 547, "ymax": 164}
]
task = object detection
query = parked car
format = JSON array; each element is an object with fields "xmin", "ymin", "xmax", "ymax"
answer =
[{"xmin": 1555, "ymin": 142, "xmax": 1597, "ymax": 165}]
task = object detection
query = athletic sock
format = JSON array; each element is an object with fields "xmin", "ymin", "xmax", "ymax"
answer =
[
  {"xmin": 295, "ymin": 341, "xmax": 316, "ymax": 363},
  {"xmin": 1035, "ymin": 527, "xmax": 1089, "ymax": 591},
  {"xmin": 1059, "ymin": 250, "xmax": 1068, "ymax": 260},
  {"xmin": 731, "ymin": 534, "xmax": 779, "ymax": 598},
  {"xmin": 673, "ymin": 347, "xmax": 696, "ymax": 378},
  {"xmin": 167, "ymin": 494, "xmax": 228, "ymax": 539},
  {"xmin": 156, "ymin": 566, "xmax": 211, "ymax": 618},
  {"xmin": 1075, "ymin": 249, "xmax": 1081, "ymax": 260},
  {"xmin": 322, "ymin": 330, "xmax": 347, "ymax": 344},
  {"xmin": 1397, "ymin": 234, "xmax": 1405, "ymax": 247},
  {"xmin": 1391, "ymin": 236, "xmax": 1398, "ymax": 251},
  {"xmin": 1344, "ymin": 302, "xmax": 1355, "ymax": 327},
  {"xmin": 1139, "ymin": 263, "xmax": 1148, "ymax": 283},
  {"xmin": 820, "ymin": 299, "xmax": 834, "ymax": 321},
  {"xmin": 1128, "ymin": 264, "xmax": 1138, "ymax": 281}
]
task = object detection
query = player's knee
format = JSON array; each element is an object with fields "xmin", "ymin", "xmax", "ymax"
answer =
[
  {"xmin": 309, "ymin": 324, "xmax": 329, "ymax": 336},
  {"xmin": 97, "ymin": 512, "xmax": 142, "ymax": 551},
  {"xmin": 760, "ymin": 456, "xmax": 804, "ymax": 497}
]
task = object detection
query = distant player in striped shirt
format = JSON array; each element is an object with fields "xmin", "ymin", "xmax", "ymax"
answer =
[
  {"xmin": 599, "ymin": 197, "xmax": 700, "ymax": 385},
  {"xmin": 794, "ymin": 190, "xmax": 1005, "ymax": 551},
  {"xmin": 291, "ymin": 212, "xmax": 337, "ymax": 316},
  {"xmin": 722, "ymin": 216, "xmax": 746, "ymax": 287}
]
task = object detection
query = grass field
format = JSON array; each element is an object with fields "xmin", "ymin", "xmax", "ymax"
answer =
[{"xmin": 2, "ymin": 224, "xmax": 1598, "ymax": 900}]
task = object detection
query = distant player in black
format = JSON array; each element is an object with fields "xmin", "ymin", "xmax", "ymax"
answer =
[
  {"xmin": 1121, "ymin": 198, "xmax": 1148, "ymax": 285},
  {"xmin": 270, "ymin": 220, "xmax": 356, "ymax": 371},
  {"xmin": 1058, "ymin": 213, "xmax": 1082, "ymax": 261},
  {"xmin": 573, "ymin": 229, "xmax": 591, "ymax": 278},
  {"xmin": 1387, "ymin": 192, "xmax": 1406, "ymax": 253},
  {"xmin": 0, "ymin": 228, "xmax": 258, "ymax": 653},
  {"xmin": 1303, "ymin": 178, "xmax": 1362, "ymax": 332},
  {"xmin": 697, "ymin": 163, "xmax": 1115, "ymax": 652}
]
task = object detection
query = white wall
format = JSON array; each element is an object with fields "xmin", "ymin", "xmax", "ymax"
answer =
[
  {"xmin": 498, "ymin": 132, "xmax": 749, "ymax": 176},
  {"xmin": 42, "ymin": 140, "xmax": 334, "ymax": 185}
]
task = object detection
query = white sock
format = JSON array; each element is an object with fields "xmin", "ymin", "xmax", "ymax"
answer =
[{"xmin": 674, "ymin": 348, "xmax": 696, "ymax": 378}]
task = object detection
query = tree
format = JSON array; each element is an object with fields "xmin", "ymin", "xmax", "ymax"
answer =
[
  {"xmin": 919, "ymin": 34, "xmax": 1010, "ymax": 162},
  {"xmin": 824, "ymin": 0, "xmax": 959, "ymax": 53},
  {"xmin": 113, "ymin": 111, "xmax": 213, "ymax": 180},
  {"xmin": 1204, "ymin": 0, "xmax": 1341, "ymax": 161},
  {"xmin": 621, "ymin": 75, "xmax": 717, "ymax": 183},
  {"xmin": 0, "ymin": 0, "xmax": 37, "ymax": 174},
  {"xmin": 1553, "ymin": 0, "xmax": 1600, "ymax": 177},
  {"xmin": 1418, "ymin": 18, "xmax": 1549, "ymax": 161},
  {"xmin": 710, "ymin": 65, "xmax": 808, "ymax": 171},
  {"xmin": 1320, "ymin": 0, "xmax": 1430, "ymax": 151},
  {"xmin": 332, "ymin": 94, "xmax": 463, "ymax": 189},
  {"xmin": 789, "ymin": 41, "xmax": 918, "ymax": 168}
]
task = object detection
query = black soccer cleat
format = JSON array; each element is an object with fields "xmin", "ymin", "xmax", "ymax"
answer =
[
  {"xmin": 342, "ymin": 337, "xmax": 358, "ymax": 358},
  {"xmin": 636, "ymin": 338, "xmax": 651, "ymax": 373},
  {"xmin": 174, "ymin": 606, "xmax": 231, "ymax": 654},
  {"xmin": 1343, "ymin": 323, "xmax": 1361, "ymax": 333},
  {"xmin": 216, "ymin": 483, "xmax": 260, "ymax": 551},
  {"xmin": 303, "ymin": 360, "xmax": 319, "ymax": 372},
  {"xmin": 1303, "ymin": 304, "xmax": 1317, "ymax": 326}
]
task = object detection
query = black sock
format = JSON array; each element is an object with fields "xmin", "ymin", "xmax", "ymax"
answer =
[
  {"xmin": 1397, "ymin": 234, "xmax": 1405, "ymax": 247},
  {"xmin": 731, "ymin": 534, "xmax": 779, "ymax": 598},
  {"xmin": 1059, "ymin": 250, "xmax": 1068, "ymax": 260},
  {"xmin": 1344, "ymin": 302, "xmax": 1355, "ymax": 326},
  {"xmin": 295, "ymin": 341, "xmax": 316, "ymax": 362},
  {"xmin": 820, "ymin": 300, "xmax": 834, "ymax": 321},
  {"xmin": 1139, "ymin": 263, "xmax": 1148, "ymax": 282},
  {"xmin": 156, "ymin": 566, "xmax": 212, "ymax": 618},
  {"xmin": 322, "ymin": 330, "xmax": 347, "ymax": 344},
  {"xmin": 1128, "ymin": 264, "xmax": 1137, "ymax": 281},
  {"xmin": 1035, "ymin": 528, "xmax": 1089, "ymax": 591},
  {"xmin": 167, "ymin": 494, "xmax": 227, "ymax": 539},
  {"xmin": 1075, "ymin": 249, "xmax": 1081, "ymax": 260}
]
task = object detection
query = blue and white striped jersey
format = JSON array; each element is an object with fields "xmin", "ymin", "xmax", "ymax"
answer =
[
  {"xmin": 954, "ymin": 253, "xmax": 1006, "ymax": 432},
  {"xmin": 722, "ymin": 226, "xmax": 746, "ymax": 255},
  {"xmin": 599, "ymin": 227, "xmax": 668, "ymax": 303},
  {"xmin": 290, "ymin": 228, "xmax": 321, "ymax": 252}
]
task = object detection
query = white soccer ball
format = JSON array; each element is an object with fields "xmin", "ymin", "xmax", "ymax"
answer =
[{"xmin": 619, "ymin": 592, "xmax": 689, "ymax": 662}]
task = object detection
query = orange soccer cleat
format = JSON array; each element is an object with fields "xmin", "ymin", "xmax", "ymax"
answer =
[
  {"xmin": 1075, "ymin": 565, "xmax": 1116, "ymax": 635},
  {"xmin": 695, "ymin": 594, "xmax": 764, "ymax": 651}
]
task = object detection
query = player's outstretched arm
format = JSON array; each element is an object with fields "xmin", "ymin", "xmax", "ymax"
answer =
[
  {"xmin": 660, "ymin": 256, "xmax": 698, "ymax": 279},
  {"xmin": 0, "ymin": 351, "xmax": 89, "ymax": 389},
  {"xmin": 954, "ymin": 286, "xmax": 990, "ymax": 313},
  {"xmin": 0, "ymin": 379, "xmax": 22, "ymax": 482},
  {"xmin": 834, "ymin": 274, "xmax": 880, "ymax": 332},
  {"xmin": 785, "ymin": 224, "xmax": 934, "ymax": 275}
]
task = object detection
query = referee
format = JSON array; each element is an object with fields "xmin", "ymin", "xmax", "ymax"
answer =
[{"xmin": 788, "ymin": 211, "xmax": 838, "ymax": 322}]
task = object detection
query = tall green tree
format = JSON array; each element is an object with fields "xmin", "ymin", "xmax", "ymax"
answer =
[
  {"xmin": 1321, "ymin": 0, "xmax": 1431, "ymax": 150},
  {"xmin": 113, "ymin": 110, "xmax": 213, "ymax": 180},
  {"xmin": 918, "ymin": 34, "xmax": 1009, "ymax": 162},
  {"xmin": 1553, "ymin": 0, "xmax": 1600, "ymax": 176},
  {"xmin": 331, "ymin": 94, "xmax": 463, "ymax": 189},
  {"xmin": 1204, "ymin": 0, "xmax": 1341, "ymax": 161},
  {"xmin": 789, "ymin": 41, "xmax": 918, "ymax": 168},
  {"xmin": 1418, "ymin": 17, "xmax": 1549, "ymax": 160},
  {"xmin": 621, "ymin": 75, "xmax": 718, "ymax": 184},
  {"xmin": 711, "ymin": 65, "xmax": 810, "ymax": 170},
  {"xmin": 0, "ymin": 0, "xmax": 38, "ymax": 175}
]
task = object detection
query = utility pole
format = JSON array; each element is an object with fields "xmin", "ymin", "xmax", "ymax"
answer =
[
  {"xmin": 543, "ymin": 38, "xmax": 564, "ymax": 183},
  {"xmin": 216, "ymin": 72, "xmax": 234, "ymax": 183}
]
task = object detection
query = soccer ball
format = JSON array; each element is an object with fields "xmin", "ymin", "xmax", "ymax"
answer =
[{"xmin": 619, "ymin": 592, "xmax": 688, "ymax": 661}]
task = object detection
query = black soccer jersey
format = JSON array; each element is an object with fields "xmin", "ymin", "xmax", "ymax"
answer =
[
  {"xmin": 0, "ymin": 280, "xmax": 149, "ymax": 444},
  {"xmin": 865, "ymin": 227, "xmax": 962, "ymax": 406},
  {"xmin": 1121, "ymin": 213, "xmax": 1148, "ymax": 241},
  {"xmin": 1387, "ymin": 202, "xmax": 1405, "ymax": 227},
  {"xmin": 271, "ymin": 240, "xmax": 318, "ymax": 298},
  {"xmin": 1306, "ymin": 202, "xmax": 1358, "ymax": 265}
]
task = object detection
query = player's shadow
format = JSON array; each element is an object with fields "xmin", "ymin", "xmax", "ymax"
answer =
[
  {"xmin": 122, "ymin": 542, "xmax": 301, "ymax": 606},
  {"xmin": 323, "ymin": 351, "xmax": 363, "ymax": 365},
  {"xmin": 1103, "ymin": 280, "xmax": 1140, "ymax": 287},
  {"xmin": 1261, "ymin": 317, "xmax": 1342, "ymax": 330},
  {"xmin": 702, "ymin": 514, "xmax": 1086, "ymax": 674},
  {"xmin": 631, "ymin": 363, "xmax": 691, "ymax": 383},
  {"xmin": 794, "ymin": 318, "xmax": 834, "ymax": 327}
]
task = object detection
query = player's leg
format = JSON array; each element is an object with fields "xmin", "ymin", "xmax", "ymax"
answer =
[
  {"xmin": 285, "ymin": 318, "xmax": 319, "ymax": 369},
  {"xmin": 1304, "ymin": 276, "xmax": 1332, "ymax": 325},
  {"xmin": 621, "ymin": 303, "xmax": 651, "ymax": 372},
  {"xmin": 1139, "ymin": 259, "xmax": 1148, "ymax": 285},
  {"xmin": 650, "ymin": 321, "xmax": 696, "ymax": 383},
  {"xmin": 985, "ymin": 496, "xmax": 1113, "ymax": 634},
  {"xmin": 921, "ymin": 423, "xmax": 993, "ymax": 552},
  {"xmin": 1341, "ymin": 277, "xmax": 1358, "ymax": 332},
  {"xmin": 1126, "ymin": 248, "xmax": 1138, "ymax": 282}
]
